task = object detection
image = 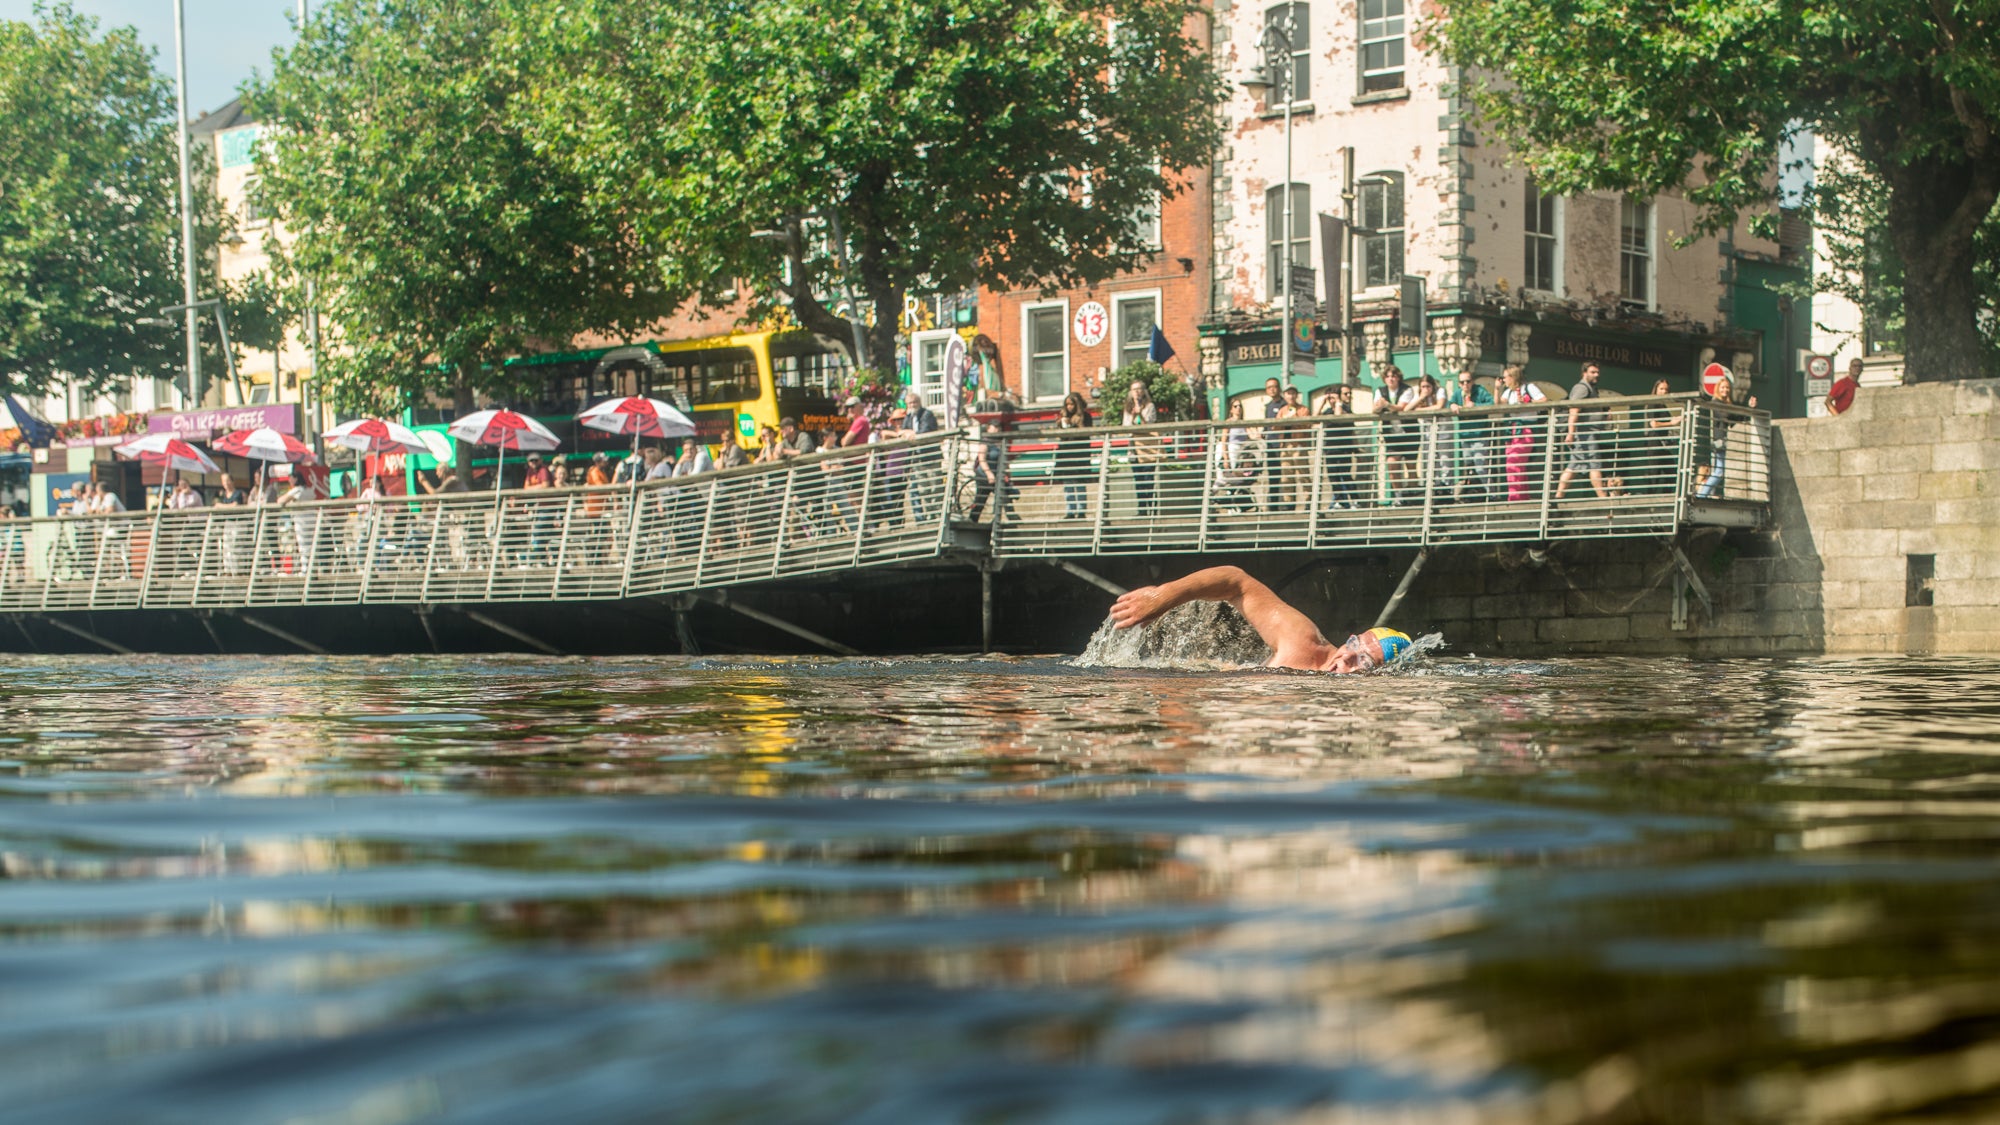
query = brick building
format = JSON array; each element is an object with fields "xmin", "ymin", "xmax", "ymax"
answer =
[{"xmin": 968, "ymin": 10, "xmax": 1215, "ymax": 416}]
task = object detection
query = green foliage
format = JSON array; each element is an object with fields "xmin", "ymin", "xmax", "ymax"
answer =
[
  {"xmin": 223, "ymin": 269, "xmax": 301, "ymax": 381},
  {"xmin": 1431, "ymin": 0, "xmax": 2000, "ymax": 380},
  {"xmin": 0, "ymin": 4, "xmax": 211, "ymax": 396},
  {"xmin": 247, "ymin": 0, "xmax": 684, "ymax": 413},
  {"xmin": 523, "ymin": 0, "xmax": 1224, "ymax": 370},
  {"xmin": 1109, "ymin": 359, "xmax": 1190, "ymax": 419}
]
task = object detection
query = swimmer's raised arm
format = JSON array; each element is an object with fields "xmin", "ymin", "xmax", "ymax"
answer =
[{"xmin": 1110, "ymin": 565, "xmax": 1335, "ymax": 669}]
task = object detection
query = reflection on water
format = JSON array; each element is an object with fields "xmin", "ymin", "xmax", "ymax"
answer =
[{"xmin": 4, "ymin": 654, "xmax": 2000, "ymax": 1122}]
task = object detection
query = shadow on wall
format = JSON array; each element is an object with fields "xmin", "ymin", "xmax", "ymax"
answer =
[{"xmin": 1727, "ymin": 424, "xmax": 1828, "ymax": 654}]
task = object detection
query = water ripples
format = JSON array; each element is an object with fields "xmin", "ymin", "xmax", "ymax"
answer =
[{"xmin": 3, "ymin": 653, "xmax": 2000, "ymax": 1122}]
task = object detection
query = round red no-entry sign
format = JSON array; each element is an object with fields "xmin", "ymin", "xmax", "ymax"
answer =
[{"xmin": 1700, "ymin": 362, "xmax": 1730, "ymax": 397}]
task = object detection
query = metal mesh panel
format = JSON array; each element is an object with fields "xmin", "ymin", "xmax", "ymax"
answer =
[{"xmin": 0, "ymin": 398, "xmax": 1758, "ymax": 614}]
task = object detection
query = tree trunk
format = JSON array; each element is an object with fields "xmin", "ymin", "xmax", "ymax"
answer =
[
  {"xmin": 1884, "ymin": 155, "xmax": 1999, "ymax": 383},
  {"xmin": 865, "ymin": 288, "xmax": 901, "ymax": 379}
]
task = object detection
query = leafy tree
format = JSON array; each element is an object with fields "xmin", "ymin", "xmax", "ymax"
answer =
[
  {"xmin": 524, "ymin": 0, "xmax": 1224, "ymax": 371},
  {"xmin": 1432, "ymin": 0, "xmax": 2000, "ymax": 381},
  {"xmin": 246, "ymin": 0, "xmax": 683, "ymax": 415},
  {"xmin": 0, "ymin": 4, "xmax": 208, "ymax": 398},
  {"xmin": 223, "ymin": 268, "xmax": 301, "ymax": 388}
]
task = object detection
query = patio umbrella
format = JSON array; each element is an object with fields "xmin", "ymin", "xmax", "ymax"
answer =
[
  {"xmin": 578, "ymin": 396, "xmax": 695, "ymax": 480},
  {"xmin": 213, "ymin": 426, "xmax": 316, "ymax": 464},
  {"xmin": 324, "ymin": 417, "xmax": 429, "ymax": 455},
  {"xmin": 115, "ymin": 434, "xmax": 221, "ymax": 506},
  {"xmin": 446, "ymin": 408, "xmax": 561, "ymax": 491},
  {"xmin": 213, "ymin": 425, "xmax": 317, "ymax": 499}
]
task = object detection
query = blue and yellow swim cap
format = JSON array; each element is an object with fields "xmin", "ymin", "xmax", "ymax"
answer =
[{"xmin": 1364, "ymin": 627, "xmax": 1412, "ymax": 664}]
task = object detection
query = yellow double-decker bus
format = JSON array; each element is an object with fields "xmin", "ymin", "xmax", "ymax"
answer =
[{"xmin": 510, "ymin": 328, "xmax": 850, "ymax": 450}]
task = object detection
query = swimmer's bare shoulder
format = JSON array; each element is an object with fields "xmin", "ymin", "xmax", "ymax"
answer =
[{"xmin": 1110, "ymin": 565, "xmax": 1339, "ymax": 671}]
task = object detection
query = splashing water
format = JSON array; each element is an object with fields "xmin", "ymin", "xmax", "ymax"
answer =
[{"xmin": 1072, "ymin": 602, "xmax": 1445, "ymax": 672}]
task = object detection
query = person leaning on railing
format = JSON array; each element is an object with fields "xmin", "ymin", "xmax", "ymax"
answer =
[
  {"xmin": 966, "ymin": 398, "xmax": 1016, "ymax": 524},
  {"xmin": 1122, "ymin": 379, "xmax": 1160, "ymax": 516},
  {"xmin": 1694, "ymin": 374, "xmax": 1756, "ymax": 500},
  {"xmin": 1639, "ymin": 379, "xmax": 1680, "ymax": 494}
]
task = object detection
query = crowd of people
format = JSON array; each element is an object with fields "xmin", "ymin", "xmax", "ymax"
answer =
[
  {"xmin": 1210, "ymin": 362, "xmax": 1745, "ymax": 513},
  {"xmin": 15, "ymin": 368, "xmax": 1752, "ymax": 583}
]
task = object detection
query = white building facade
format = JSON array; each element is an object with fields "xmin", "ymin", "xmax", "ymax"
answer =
[{"xmin": 1201, "ymin": 0, "xmax": 1811, "ymax": 414}]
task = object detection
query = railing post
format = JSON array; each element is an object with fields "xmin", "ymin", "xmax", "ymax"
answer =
[
  {"xmin": 616, "ymin": 486, "xmax": 647, "ymax": 598},
  {"xmin": 85, "ymin": 517, "xmax": 109, "ymax": 610},
  {"xmin": 138, "ymin": 505, "xmax": 166, "ymax": 607},
  {"xmin": 1306, "ymin": 417, "xmax": 1326, "ymax": 548},
  {"xmin": 243, "ymin": 506, "xmax": 267, "ymax": 604},
  {"xmin": 189, "ymin": 510, "xmax": 217, "ymax": 604},
  {"xmin": 769, "ymin": 461, "xmax": 799, "ymax": 579},
  {"xmin": 928, "ymin": 434, "xmax": 954, "ymax": 554},
  {"xmin": 551, "ymin": 493, "xmax": 579, "ymax": 596},
  {"xmin": 420, "ymin": 499, "xmax": 445, "ymax": 603},
  {"xmin": 1196, "ymin": 423, "xmax": 1218, "ymax": 552},
  {"xmin": 1089, "ymin": 427, "xmax": 1113, "ymax": 554},
  {"xmin": 1418, "ymin": 419, "xmax": 1436, "ymax": 548},
  {"xmin": 851, "ymin": 447, "xmax": 877, "ymax": 567},
  {"xmin": 1677, "ymin": 398, "xmax": 1698, "ymax": 523},
  {"xmin": 355, "ymin": 504, "xmax": 382, "ymax": 603},
  {"xmin": 692, "ymin": 477, "xmax": 721, "ymax": 586},
  {"xmin": 299, "ymin": 506, "xmax": 324, "ymax": 603},
  {"xmin": 1537, "ymin": 406, "xmax": 1560, "ymax": 539}
]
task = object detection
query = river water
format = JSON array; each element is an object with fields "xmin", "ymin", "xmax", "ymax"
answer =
[{"xmin": 4, "ymin": 644, "xmax": 2000, "ymax": 1123}]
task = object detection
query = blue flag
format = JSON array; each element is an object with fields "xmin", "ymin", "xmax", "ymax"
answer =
[
  {"xmin": 5, "ymin": 393, "xmax": 56, "ymax": 448},
  {"xmin": 1147, "ymin": 325, "xmax": 1175, "ymax": 365}
]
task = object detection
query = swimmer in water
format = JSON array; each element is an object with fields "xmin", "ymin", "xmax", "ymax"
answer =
[{"xmin": 1109, "ymin": 565, "xmax": 1410, "ymax": 673}]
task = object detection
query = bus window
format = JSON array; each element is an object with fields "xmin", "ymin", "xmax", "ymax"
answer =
[
  {"xmin": 770, "ymin": 334, "xmax": 848, "ymax": 393},
  {"xmin": 647, "ymin": 346, "xmax": 757, "ymax": 409}
]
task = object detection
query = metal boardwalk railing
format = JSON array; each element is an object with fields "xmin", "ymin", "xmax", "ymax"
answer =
[{"xmin": 0, "ymin": 396, "xmax": 1767, "ymax": 613}]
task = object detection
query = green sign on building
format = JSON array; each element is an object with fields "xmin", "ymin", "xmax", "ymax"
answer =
[{"xmin": 218, "ymin": 126, "xmax": 261, "ymax": 170}]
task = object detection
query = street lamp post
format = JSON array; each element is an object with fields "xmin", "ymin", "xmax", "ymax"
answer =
[
  {"xmin": 172, "ymin": 0, "xmax": 200, "ymax": 410},
  {"xmin": 1243, "ymin": 11, "xmax": 1300, "ymax": 387}
]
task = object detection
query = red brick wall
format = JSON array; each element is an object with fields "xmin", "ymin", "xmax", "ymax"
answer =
[
  {"xmin": 977, "ymin": 164, "xmax": 1212, "ymax": 412},
  {"xmin": 975, "ymin": 9, "xmax": 1213, "ymax": 412}
]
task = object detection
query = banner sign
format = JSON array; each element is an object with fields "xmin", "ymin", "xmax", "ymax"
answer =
[{"xmin": 148, "ymin": 404, "xmax": 298, "ymax": 440}]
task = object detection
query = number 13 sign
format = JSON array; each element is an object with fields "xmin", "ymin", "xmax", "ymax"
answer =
[{"xmin": 1073, "ymin": 301, "xmax": 1108, "ymax": 347}]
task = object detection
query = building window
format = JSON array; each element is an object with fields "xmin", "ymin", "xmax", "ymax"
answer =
[
  {"xmin": 1264, "ymin": 3, "xmax": 1309, "ymax": 104},
  {"xmin": 1620, "ymin": 196, "xmax": 1653, "ymax": 308},
  {"xmin": 1524, "ymin": 179, "xmax": 1559, "ymax": 293},
  {"xmin": 1113, "ymin": 293, "xmax": 1160, "ymax": 370},
  {"xmin": 1025, "ymin": 303, "xmax": 1068, "ymax": 402},
  {"xmin": 1266, "ymin": 183, "xmax": 1311, "ymax": 298},
  {"xmin": 241, "ymin": 176, "xmax": 269, "ymax": 226},
  {"xmin": 1359, "ymin": 0, "xmax": 1405, "ymax": 93},
  {"xmin": 910, "ymin": 329, "xmax": 956, "ymax": 411},
  {"xmin": 1357, "ymin": 172, "xmax": 1404, "ymax": 288}
]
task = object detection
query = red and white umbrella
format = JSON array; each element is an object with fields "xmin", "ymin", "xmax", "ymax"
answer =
[
  {"xmin": 446, "ymin": 408, "xmax": 561, "ymax": 491},
  {"xmin": 578, "ymin": 396, "xmax": 695, "ymax": 439},
  {"xmin": 114, "ymin": 433, "xmax": 221, "ymax": 475},
  {"xmin": 324, "ymin": 417, "xmax": 429, "ymax": 454},
  {"xmin": 447, "ymin": 409, "xmax": 561, "ymax": 451},
  {"xmin": 214, "ymin": 426, "xmax": 317, "ymax": 464}
]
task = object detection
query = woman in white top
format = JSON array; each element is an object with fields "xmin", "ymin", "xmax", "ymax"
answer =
[
  {"xmin": 1121, "ymin": 379, "xmax": 1160, "ymax": 515},
  {"xmin": 1498, "ymin": 364, "xmax": 1547, "ymax": 502}
]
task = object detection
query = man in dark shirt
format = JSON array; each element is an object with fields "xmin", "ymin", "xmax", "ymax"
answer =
[
  {"xmin": 778, "ymin": 417, "xmax": 816, "ymax": 458},
  {"xmin": 1554, "ymin": 362, "xmax": 1618, "ymax": 500}
]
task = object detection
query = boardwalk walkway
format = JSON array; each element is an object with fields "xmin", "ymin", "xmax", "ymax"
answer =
[{"xmin": 0, "ymin": 396, "xmax": 1767, "ymax": 618}]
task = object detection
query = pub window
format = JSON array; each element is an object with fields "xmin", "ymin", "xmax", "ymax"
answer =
[
  {"xmin": 1266, "ymin": 183, "xmax": 1311, "ymax": 298},
  {"xmin": 1263, "ymin": 4, "xmax": 1309, "ymax": 104},
  {"xmin": 1357, "ymin": 172, "xmax": 1404, "ymax": 288},
  {"xmin": 1620, "ymin": 196, "xmax": 1653, "ymax": 309},
  {"xmin": 1359, "ymin": 0, "xmax": 1405, "ymax": 93},
  {"xmin": 1025, "ymin": 303, "xmax": 1068, "ymax": 402},
  {"xmin": 1524, "ymin": 179, "xmax": 1560, "ymax": 293},
  {"xmin": 1113, "ymin": 293, "xmax": 1159, "ymax": 370}
]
